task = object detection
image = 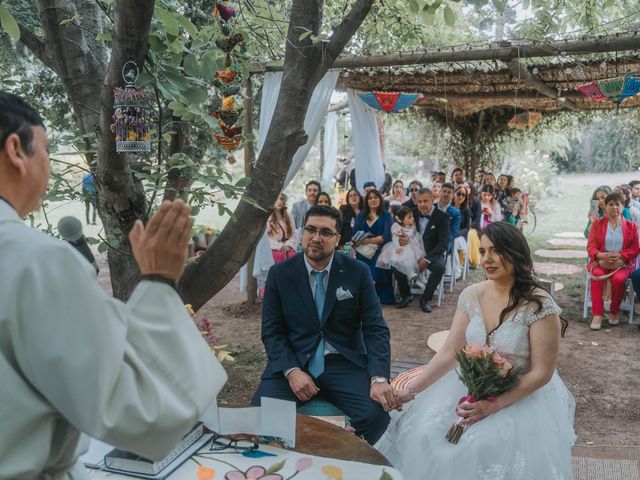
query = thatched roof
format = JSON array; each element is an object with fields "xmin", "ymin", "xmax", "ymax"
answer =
[{"xmin": 337, "ymin": 53, "xmax": 640, "ymax": 116}]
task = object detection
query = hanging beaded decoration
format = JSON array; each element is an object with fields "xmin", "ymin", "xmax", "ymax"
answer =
[
  {"xmin": 112, "ymin": 60, "xmax": 151, "ymax": 153},
  {"xmin": 211, "ymin": 1, "xmax": 244, "ymax": 164}
]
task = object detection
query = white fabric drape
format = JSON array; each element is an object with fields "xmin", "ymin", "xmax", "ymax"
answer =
[
  {"xmin": 241, "ymin": 70, "xmax": 340, "ymax": 292},
  {"xmin": 321, "ymin": 111, "xmax": 338, "ymax": 190},
  {"xmin": 347, "ymin": 89, "xmax": 384, "ymax": 192}
]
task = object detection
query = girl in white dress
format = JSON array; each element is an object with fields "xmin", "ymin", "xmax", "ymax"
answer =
[
  {"xmin": 376, "ymin": 222, "xmax": 575, "ymax": 479},
  {"xmin": 376, "ymin": 207, "xmax": 425, "ymax": 282}
]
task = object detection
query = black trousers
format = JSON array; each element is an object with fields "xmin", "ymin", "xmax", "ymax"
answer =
[
  {"xmin": 393, "ymin": 255, "xmax": 445, "ymax": 302},
  {"xmin": 252, "ymin": 354, "xmax": 390, "ymax": 445}
]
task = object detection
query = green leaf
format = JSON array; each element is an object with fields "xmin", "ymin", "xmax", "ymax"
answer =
[
  {"xmin": 183, "ymin": 54, "xmax": 200, "ymax": 78},
  {"xmin": 443, "ymin": 6, "xmax": 456, "ymax": 26},
  {"xmin": 408, "ymin": 0, "xmax": 421, "ymax": 15},
  {"xmin": 375, "ymin": 21, "xmax": 385, "ymax": 36},
  {"xmin": 155, "ymin": 7, "xmax": 180, "ymax": 37},
  {"xmin": 178, "ymin": 16, "xmax": 198, "ymax": 38},
  {"xmin": 136, "ymin": 71, "xmax": 155, "ymax": 89},
  {"xmin": 96, "ymin": 32, "xmax": 112, "ymax": 42},
  {"xmin": 265, "ymin": 460, "xmax": 286, "ymax": 475},
  {"xmin": 0, "ymin": 5, "xmax": 20, "ymax": 42},
  {"xmin": 491, "ymin": 0, "xmax": 505, "ymax": 13},
  {"xmin": 420, "ymin": 9, "xmax": 436, "ymax": 25},
  {"xmin": 182, "ymin": 86, "xmax": 208, "ymax": 105},
  {"xmin": 201, "ymin": 52, "xmax": 220, "ymax": 82}
]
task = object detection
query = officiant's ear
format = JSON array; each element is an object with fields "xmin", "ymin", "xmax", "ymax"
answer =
[{"xmin": 1, "ymin": 133, "xmax": 29, "ymax": 176}]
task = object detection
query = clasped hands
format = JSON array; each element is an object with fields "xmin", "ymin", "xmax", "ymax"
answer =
[{"xmin": 597, "ymin": 251, "xmax": 625, "ymax": 269}]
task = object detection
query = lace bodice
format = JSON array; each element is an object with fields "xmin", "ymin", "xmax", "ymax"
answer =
[{"xmin": 458, "ymin": 285, "xmax": 562, "ymax": 372}]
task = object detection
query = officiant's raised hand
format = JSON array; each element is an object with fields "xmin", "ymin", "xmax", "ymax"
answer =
[
  {"xmin": 371, "ymin": 382, "xmax": 399, "ymax": 412},
  {"xmin": 287, "ymin": 369, "xmax": 320, "ymax": 401},
  {"xmin": 129, "ymin": 199, "xmax": 193, "ymax": 283}
]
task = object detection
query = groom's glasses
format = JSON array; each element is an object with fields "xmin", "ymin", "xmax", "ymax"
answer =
[{"xmin": 303, "ymin": 226, "xmax": 338, "ymax": 239}]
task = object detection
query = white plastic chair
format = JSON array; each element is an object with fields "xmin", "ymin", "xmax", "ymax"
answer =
[{"xmin": 582, "ymin": 271, "xmax": 635, "ymax": 324}]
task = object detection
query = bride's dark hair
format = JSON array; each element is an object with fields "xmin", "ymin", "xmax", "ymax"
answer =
[{"xmin": 481, "ymin": 222, "xmax": 568, "ymax": 336}]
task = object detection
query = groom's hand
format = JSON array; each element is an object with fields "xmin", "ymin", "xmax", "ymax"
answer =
[
  {"xmin": 287, "ymin": 370, "xmax": 320, "ymax": 401},
  {"xmin": 370, "ymin": 383, "xmax": 399, "ymax": 412}
]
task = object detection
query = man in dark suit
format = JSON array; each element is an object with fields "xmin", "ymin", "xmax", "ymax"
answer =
[
  {"xmin": 395, "ymin": 188, "xmax": 450, "ymax": 313},
  {"xmin": 252, "ymin": 205, "xmax": 397, "ymax": 444}
]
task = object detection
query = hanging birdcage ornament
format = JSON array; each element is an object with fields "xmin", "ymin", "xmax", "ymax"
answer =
[{"xmin": 111, "ymin": 60, "xmax": 151, "ymax": 153}]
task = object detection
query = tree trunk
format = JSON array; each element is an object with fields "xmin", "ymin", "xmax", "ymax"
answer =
[{"xmin": 179, "ymin": 0, "xmax": 375, "ymax": 310}]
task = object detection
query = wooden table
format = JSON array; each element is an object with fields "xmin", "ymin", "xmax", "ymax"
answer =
[{"xmin": 294, "ymin": 414, "xmax": 390, "ymax": 466}]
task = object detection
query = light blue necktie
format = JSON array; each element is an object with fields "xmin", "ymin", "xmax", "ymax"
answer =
[{"xmin": 308, "ymin": 270, "xmax": 327, "ymax": 378}]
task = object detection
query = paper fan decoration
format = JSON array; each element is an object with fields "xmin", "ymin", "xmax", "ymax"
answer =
[
  {"xmin": 358, "ymin": 91, "xmax": 423, "ymax": 112},
  {"xmin": 578, "ymin": 74, "xmax": 640, "ymax": 106},
  {"xmin": 508, "ymin": 111, "xmax": 542, "ymax": 129}
]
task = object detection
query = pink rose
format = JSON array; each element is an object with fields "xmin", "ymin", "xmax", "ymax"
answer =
[
  {"xmin": 492, "ymin": 352, "xmax": 513, "ymax": 377},
  {"xmin": 464, "ymin": 344, "xmax": 489, "ymax": 358}
]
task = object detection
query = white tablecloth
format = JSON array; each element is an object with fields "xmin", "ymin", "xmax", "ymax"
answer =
[{"xmin": 87, "ymin": 443, "xmax": 404, "ymax": 480}]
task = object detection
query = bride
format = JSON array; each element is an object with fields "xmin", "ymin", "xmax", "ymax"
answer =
[{"xmin": 376, "ymin": 222, "xmax": 576, "ymax": 479}]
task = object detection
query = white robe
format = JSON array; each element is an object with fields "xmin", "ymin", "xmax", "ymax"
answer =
[{"xmin": 0, "ymin": 200, "xmax": 227, "ymax": 479}]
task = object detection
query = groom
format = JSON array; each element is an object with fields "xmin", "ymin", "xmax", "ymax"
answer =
[{"xmin": 252, "ymin": 205, "xmax": 396, "ymax": 444}]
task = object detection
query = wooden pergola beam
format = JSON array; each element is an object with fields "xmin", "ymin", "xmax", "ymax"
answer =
[
  {"xmin": 249, "ymin": 34, "xmax": 640, "ymax": 73},
  {"xmin": 506, "ymin": 59, "xmax": 580, "ymax": 111}
]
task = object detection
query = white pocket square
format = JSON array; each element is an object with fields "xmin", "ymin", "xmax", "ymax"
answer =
[{"xmin": 336, "ymin": 287, "xmax": 354, "ymax": 301}]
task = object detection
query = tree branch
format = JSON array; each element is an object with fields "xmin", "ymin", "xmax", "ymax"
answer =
[
  {"xmin": 324, "ymin": 0, "xmax": 374, "ymax": 69},
  {"xmin": 18, "ymin": 23, "xmax": 53, "ymax": 68}
]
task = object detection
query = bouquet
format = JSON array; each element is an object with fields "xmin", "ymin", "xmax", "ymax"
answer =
[{"xmin": 445, "ymin": 344, "xmax": 519, "ymax": 444}]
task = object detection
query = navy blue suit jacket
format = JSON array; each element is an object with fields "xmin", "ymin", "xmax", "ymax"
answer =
[{"xmin": 260, "ymin": 252, "xmax": 391, "ymax": 380}]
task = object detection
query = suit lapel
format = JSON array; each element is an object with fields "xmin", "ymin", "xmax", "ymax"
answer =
[
  {"xmin": 295, "ymin": 255, "xmax": 320, "ymax": 325},
  {"xmin": 321, "ymin": 254, "xmax": 344, "ymax": 325}
]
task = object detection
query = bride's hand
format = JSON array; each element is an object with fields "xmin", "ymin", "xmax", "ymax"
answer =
[
  {"xmin": 456, "ymin": 400, "xmax": 498, "ymax": 426},
  {"xmin": 396, "ymin": 387, "xmax": 415, "ymax": 405}
]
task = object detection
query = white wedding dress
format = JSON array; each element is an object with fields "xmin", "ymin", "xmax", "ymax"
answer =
[{"xmin": 376, "ymin": 286, "xmax": 576, "ymax": 480}]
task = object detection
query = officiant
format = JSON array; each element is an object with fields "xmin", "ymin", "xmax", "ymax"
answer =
[{"xmin": 0, "ymin": 91, "xmax": 227, "ymax": 479}]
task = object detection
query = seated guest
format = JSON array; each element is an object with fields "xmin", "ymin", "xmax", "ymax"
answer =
[
  {"xmin": 253, "ymin": 205, "xmax": 396, "ymax": 444},
  {"xmin": 481, "ymin": 172, "xmax": 496, "ymax": 189},
  {"xmin": 451, "ymin": 167, "xmax": 465, "ymax": 187},
  {"xmin": 472, "ymin": 184, "xmax": 502, "ymax": 230},
  {"xmin": 614, "ymin": 184, "xmax": 639, "ymax": 225},
  {"xmin": 629, "ymin": 180, "xmax": 640, "ymax": 209},
  {"xmin": 584, "ymin": 185, "xmax": 612, "ymax": 238},
  {"xmin": 267, "ymin": 193, "xmax": 297, "ymax": 264},
  {"xmin": 402, "ymin": 179, "xmax": 423, "ymax": 209},
  {"xmin": 315, "ymin": 191, "xmax": 332, "ymax": 207},
  {"xmin": 0, "ymin": 92, "xmax": 226, "ymax": 477},
  {"xmin": 386, "ymin": 179, "xmax": 409, "ymax": 207},
  {"xmin": 452, "ymin": 185, "xmax": 471, "ymax": 277},
  {"xmin": 363, "ymin": 181, "xmax": 377, "ymax": 194},
  {"xmin": 338, "ymin": 188, "xmax": 363, "ymax": 250},
  {"xmin": 352, "ymin": 190, "xmax": 395, "ymax": 304},
  {"xmin": 503, "ymin": 188, "xmax": 525, "ymax": 225},
  {"xmin": 431, "ymin": 180, "xmax": 442, "ymax": 203},
  {"xmin": 463, "ymin": 181, "xmax": 482, "ymax": 267},
  {"xmin": 587, "ymin": 192, "xmax": 639, "ymax": 330},
  {"xmin": 291, "ymin": 180, "xmax": 320, "ymax": 229},
  {"xmin": 435, "ymin": 171, "xmax": 446, "ymax": 184},
  {"xmin": 395, "ymin": 188, "xmax": 449, "ymax": 313},
  {"xmin": 436, "ymin": 182, "xmax": 461, "ymax": 246}
]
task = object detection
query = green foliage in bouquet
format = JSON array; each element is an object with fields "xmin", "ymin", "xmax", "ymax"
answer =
[{"xmin": 455, "ymin": 349, "xmax": 520, "ymax": 400}]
